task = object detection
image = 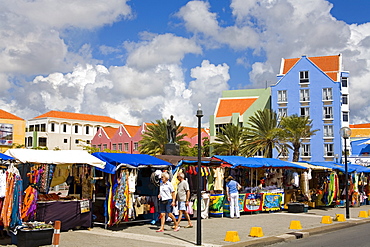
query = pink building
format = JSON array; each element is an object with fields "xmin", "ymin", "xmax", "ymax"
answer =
[{"xmin": 91, "ymin": 123, "xmax": 209, "ymax": 153}]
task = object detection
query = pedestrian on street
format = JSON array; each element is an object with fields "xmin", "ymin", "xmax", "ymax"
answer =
[
  {"xmin": 226, "ymin": 175, "xmax": 241, "ymax": 219},
  {"xmin": 175, "ymin": 172, "xmax": 193, "ymax": 228},
  {"xmin": 157, "ymin": 172, "xmax": 180, "ymax": 232}
]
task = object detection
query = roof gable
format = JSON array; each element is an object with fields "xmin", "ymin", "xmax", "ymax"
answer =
[
  {"xmin": 0, "ymin": 109, "xmax": 24, "ymax": 120},
  {"xmin": 216, "ymin": 98, "xmax": 258, "ymax": 118},
  {"xmin": 124, "ymin": 125, "xmax": 141, "ymax": 137},
  {"xmin": 282, "ymin": 55, "xmax": 341, "ymax": 81},
  {"xmin": 34, "ymin": 111, "xmax": 123, "ymax": 124},
  {"xmin": 102, "ymin": 127, "xmax": 118, "ymax": 139}
]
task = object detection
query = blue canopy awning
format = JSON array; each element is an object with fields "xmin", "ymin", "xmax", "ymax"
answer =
[
  {"xmin": 305, "ymin": 162, "xmax": 356, "ymax": 173},
  {"xmin": 212, "ymin": 156, "xmax": 307, "ymax": 169},
  {"xmin": 92, "ymin": 152, "xmax": 172, "ymax": 174},
  {"xmin": 212, "ymin": 156, "xmax": 264, "ymax": 168},
  {"xmin": 0, "ymin": 153, "xmax": 14, "ymax": 161},
  {"xmin": 347, "ymin": 163, "xmax": 370, "ymax": 173}
]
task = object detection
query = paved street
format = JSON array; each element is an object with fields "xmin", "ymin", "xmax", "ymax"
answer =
[{"xmin": 2, "ymin": 205, "xmax": 370, "ymax": 246}]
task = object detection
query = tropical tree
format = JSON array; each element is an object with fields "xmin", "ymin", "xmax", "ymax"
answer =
[
  {"xmin": 242, "ymin": 109, "xmax": 288, "ymax": 158},
  {"xmin": 211, "ymin": 124, "xmax": 246, "ymax": 155},
  {"xmin": 139, "ymin": 119, "xmax": 190, "ymax": 155},
  {"xmin": 185, "ymin": 136, "xmax": 211, "ymax": 157},
  {"xmin": 279, "ymin": 114, "xmax": 319, "ymax": 162}
]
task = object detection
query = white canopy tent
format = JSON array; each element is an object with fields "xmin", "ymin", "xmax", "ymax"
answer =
[{"xmin": 4, "ymin": 149, "xmax": 106, "ymax": 169}]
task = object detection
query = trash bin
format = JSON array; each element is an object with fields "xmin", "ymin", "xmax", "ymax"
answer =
[
  {"xmin": 11, "ymin": 228, "xmax": 53, "ymax": 247},
  {"xmin": 287, "ymin": 203, "xmax": 305, "ymax": 213}
]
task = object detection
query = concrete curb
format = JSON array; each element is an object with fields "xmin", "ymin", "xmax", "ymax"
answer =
[{"xmin": 222, "ymin": 218, "xmax": 370, "ymax": 247}]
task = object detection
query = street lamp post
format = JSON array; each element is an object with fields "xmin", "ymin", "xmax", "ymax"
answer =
[
  {"xmin": 340, "ymin": 126, "xmax": 351, "ymax": 219},
  {"xmin": 196, "ymin": 103, "xmax": 203, "ymax": 246}
]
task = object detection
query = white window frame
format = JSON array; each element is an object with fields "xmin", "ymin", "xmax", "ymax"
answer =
[
  {"xmin": 323, "ymin": 88, "xmax": 333, "ymax": 101},
  {"xmin": 343, "ymin": 112, "xmax": 349, "ymax": 122},
  {"xmin": 278, "ymin": 90, "xmax": 287, "ymax": 102},
  {"xmin": 323, "ymin": 107, "xmax": 333, "ymax": 119},
  {"xmin": 124, "ymin": 143, "xmax": 129, "ymax": 151},
  {"xmin": 300, "ymin": 89, "xmax": 310, "ymax": 102},
  {"xmin": 324, "ymin": 144, "xmax": 334, "ymax": 157},
  {"xmin": 278, "ymin": 108, "xmax": 287, "ymax": 119},
  {"xmin": 342, "ymin": 77, "xmax": 348, "ymax": 87},
  {"xmin": 342, "ymin": 95, "xmax": 348, "ymax": 105},
  {"xmin": 300, "ymin": 107, "xmax": 310, "ymax": 118},
  {"xmin": 323, "ymin": 125, "xmax": 334, "ymax": 138},
  {"xmin": 299, "ymin": 71, "xmax": 309, "ymax": 83},
  {"xmin": 301, "ymin": 144, "xmax": 311, "ymax": 157}
]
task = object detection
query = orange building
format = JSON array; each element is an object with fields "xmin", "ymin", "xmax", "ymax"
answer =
[{"xmin": 0, "ymin": 109, "xmax": 26, "ymax": 152}]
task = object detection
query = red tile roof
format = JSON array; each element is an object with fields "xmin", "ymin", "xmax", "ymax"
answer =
[
  {"xmin": 103, "ymin": 127, "xmax": 118, "ymax": 139},
  {"xmin": 216, "ymin": 98, "xmax": 258, "ymax": 118},
  {"xmin": 0, "ymin": 109, "xmax": 24, "ymax": 120},
  {"xmin": 282, "ymin": 55, "xmax": 340, "ymax": 81},
  {"xmin": 350, "ymin": 123, "xmax": 370, "ymax": 129},
  {"xmin": 124, "ymin": 125, "xmax": 141, "ymax": 137},
  {"xmin": 34, "ymin": 111, "xmax": 123, "ymax": 124},
  {"xmin": 182, "ymin": 126, "xmax": 208, "ymax": 138}
]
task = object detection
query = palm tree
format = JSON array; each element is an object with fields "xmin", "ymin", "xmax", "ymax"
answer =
[
  {"xmin": 242, "ymin": 109, "xmax": 288, "ymax": 158},
  {"xmin": 279, "ymin": 114, "xmax": 319, "ymax": 161},
  {"xmin": 211, "ymin": 124, "xmax": 246, "ymax": 155},
  {"xmin": 139, "ymin": 119, "xmax": 190, "ymax": 155}
]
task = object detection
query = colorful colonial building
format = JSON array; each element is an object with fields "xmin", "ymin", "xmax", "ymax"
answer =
[
  {"xmin": 0, "ymin": 109, "xmax": 26, "ymax": 152},
  {"xmin": 25, "ymin": 111, "xmax": 123, "ymax": 150},
  {"xmin": 271, "ymin": 54, "xmax": 349, "ymax": 162}
]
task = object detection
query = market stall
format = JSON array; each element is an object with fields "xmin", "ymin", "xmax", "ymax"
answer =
[
  {"xmin": 4, "ymin": 149, "xmax": 105, "ymax": 231},
  {"xmin": 91, "ymin": 152, "xmax": 172, "ymax": 228},
  {"xmin": 211, "ymin": 156, "xmax": 308, "ymax": 215},
  {"xmin": 307, "ymin": 161, "xmax": 370, "ymax": 207},
  {"xmin": 156, "ymin": 155, "xmax": 224, "ymax": 219}
]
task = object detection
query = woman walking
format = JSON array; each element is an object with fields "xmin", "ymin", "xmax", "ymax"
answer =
[
  {"xmin": 226, "ymin": 176, "xmax": 241, "ymax": 219},
  {"xmin": 157, "ymin": 172, "xmax": 180, "ymax": 232}
]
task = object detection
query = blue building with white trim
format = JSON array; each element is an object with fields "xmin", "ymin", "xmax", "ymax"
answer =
[{"xmin": 271, "ymin": 54, "xmax": 349, "ymax": 162}]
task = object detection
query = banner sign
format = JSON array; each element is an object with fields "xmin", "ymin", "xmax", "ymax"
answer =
[{"xmin": 0, "ymin": 123, "xmax": 13, "ymax": 146}]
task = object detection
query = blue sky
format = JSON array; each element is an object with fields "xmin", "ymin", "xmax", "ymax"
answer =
[{"xmin": 1, "ymin": 0, "xmax": 370, "ymax": 127}]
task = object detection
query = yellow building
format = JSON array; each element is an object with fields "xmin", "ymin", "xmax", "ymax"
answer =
[{"xmin": 0, "ymin": 109, "xmax": 26, "ymax": 153}]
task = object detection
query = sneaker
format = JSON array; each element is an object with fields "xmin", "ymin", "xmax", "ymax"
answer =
[{"xmin": 174, "ymin": 226, "xmax": 180, "ymax": 232}]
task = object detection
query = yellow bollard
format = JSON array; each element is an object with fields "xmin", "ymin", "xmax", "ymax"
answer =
[
  {"xmin": 335, "ymin": 214, "xmax": 346, "ymax": 222},
  {"xmin": 249, "ymin": 227, "xmax": 264, "ymax": 237},
  {"xmin": 358, "ymin": 211, "xmax": 368, "ymax": 218},
  {"xmin": 224, "ymin": 231, "xmax": 240, "ymax": 242},
  {"xmin": 289, "ymin": 220, "xmax": 302, "ymax": 229},
  {"xmin": 321, "ymin": 216, "xmax": 333, "ymax": 224}
]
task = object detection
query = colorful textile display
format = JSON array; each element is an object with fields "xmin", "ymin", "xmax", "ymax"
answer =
[
  {"xmin": 244, "ymin": 193, "xmax": 263, "ymax": 212},
  {"xmin": 209, "ymin": 194, "xmax": 224, "ymax": 216},
  {"xmin": 0, "ymin": 164, "xmax": 23, "ymax": 228},
  {"xmin": 262, "ymin": 193, "xmax": 283, "ymax": 211}
]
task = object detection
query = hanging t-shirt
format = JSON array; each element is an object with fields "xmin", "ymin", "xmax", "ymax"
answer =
[
  {"xmin": 292, "ymin": 172, "xmax": 299, "ymax": 187},
  {"xmin": 213, "ymin": 167, "xmax": 224, "ymax": 191},
  {"xmin": 0, "ymin": 170, "xmax": 6, "ymax": 198}
]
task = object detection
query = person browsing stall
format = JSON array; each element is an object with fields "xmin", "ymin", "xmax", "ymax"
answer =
[
  {"xmin": 157, "ymin": 172, "xmax": 180, "ymax": 232},
  {"xmin": 226, "ymin": 175, "xmax": 241, "ymax": 219},
  {"xmin": 175, "ymin": 172, "xmax": 193, "ymax": 228}
]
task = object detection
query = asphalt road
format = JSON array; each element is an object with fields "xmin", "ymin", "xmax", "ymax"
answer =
[{"xmin": 269, "ymin": 221, "xmax": 370, "ymax": 247}]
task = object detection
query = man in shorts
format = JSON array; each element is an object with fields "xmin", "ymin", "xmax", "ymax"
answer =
[{"xmin": 175, "ymin": 172, "xmax": 193, "ymax": 228}]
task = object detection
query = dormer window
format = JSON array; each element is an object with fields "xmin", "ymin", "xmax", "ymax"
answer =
[{"xmin": 300, "ymin": 71, "xmax": 309, "ymax": 83}]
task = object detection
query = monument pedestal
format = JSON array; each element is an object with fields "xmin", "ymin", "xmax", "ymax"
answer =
[{"xmin": 165, "ymin": 143, "xmax": 180, "ymax": 156}]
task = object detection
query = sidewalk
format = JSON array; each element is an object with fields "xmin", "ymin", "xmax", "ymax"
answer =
[{"xmin": 2, "ymin": 205, "xmax": 370, "ymax": 246}]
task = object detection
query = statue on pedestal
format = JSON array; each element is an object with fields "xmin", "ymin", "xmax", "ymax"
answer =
[{"xmin": 166, "ymin": 115, "xmax": 177, "ymax": 143}]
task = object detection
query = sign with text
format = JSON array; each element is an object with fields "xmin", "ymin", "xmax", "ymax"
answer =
[
  {"xmin": 0, "ymin": 123, "xmax": 13, "ymax": 146},
  {"xmin": 80, "ymin": 200, "xmax": 90, "ymax": 213}
]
